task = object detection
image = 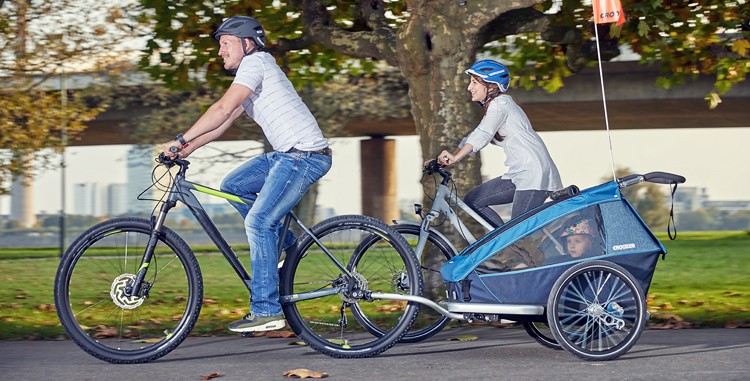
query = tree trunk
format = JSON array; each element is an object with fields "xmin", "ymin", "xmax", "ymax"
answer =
[{"xmin": 395, "ymin": 7, "xmax": 485, "ymax": 241}]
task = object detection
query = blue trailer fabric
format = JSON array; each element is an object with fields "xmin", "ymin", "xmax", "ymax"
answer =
[{"xmin": 442, "ymin": 181, "xmax": 666, "ymax": 305}]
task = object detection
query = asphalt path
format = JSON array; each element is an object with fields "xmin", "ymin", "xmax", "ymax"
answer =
[{"xmin": 2, "ymin": 327, "xmax": 749, "ymax": 380}]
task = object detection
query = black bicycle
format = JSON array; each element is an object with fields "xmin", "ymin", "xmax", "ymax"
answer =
[{"xmin": 54, "ymin": 154, "xmax": 422, "ymax": 363}]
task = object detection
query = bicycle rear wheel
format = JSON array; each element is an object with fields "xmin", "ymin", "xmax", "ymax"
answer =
[
  {"xmin": 54, "ymin": 217, "xmax": 202, "ymax": 363},
  {"xmin": 280, "ymin": 215, "xmax": 422, "ymax": 358}
]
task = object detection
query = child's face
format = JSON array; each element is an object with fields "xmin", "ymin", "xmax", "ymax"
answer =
[{"xmin": 566, "ymin": 234, "xmax": 593, "ymax": 258}]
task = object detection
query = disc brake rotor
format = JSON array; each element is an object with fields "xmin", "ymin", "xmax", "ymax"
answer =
[{"xmin": 110, "ymin": 274, "xmax": 145, "ymax": 309}]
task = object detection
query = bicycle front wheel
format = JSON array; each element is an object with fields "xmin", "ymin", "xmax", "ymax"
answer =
[
  {"xmin": 54, "ymin": 217, "xmax": 203, "ymax": 363},
  {"xmin": 280, "ymin": 215, "xmax": 422, "ymax": 358}
]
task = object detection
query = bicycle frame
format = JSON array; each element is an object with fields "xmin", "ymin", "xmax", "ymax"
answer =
[
  {"xmin": 397, "ymin": 168, "xmax": 495, "ymax": 262},
  {"xmin": 127, "ymin": 158, "xmax": 354, "ymax": 298}
]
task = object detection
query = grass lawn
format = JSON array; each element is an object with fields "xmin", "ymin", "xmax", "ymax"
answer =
[
  {"xmin": 0, "ymin": 231, "xmax": 747, "ymax": 340},
  {"xmin": 648, "ymin": 231, "xmax": 750, "ymax": 327}
]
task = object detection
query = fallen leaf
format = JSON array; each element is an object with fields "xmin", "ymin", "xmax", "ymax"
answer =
[
  {"xmin": 288, "ymin": 341, "xmax": 307, "ymax": 346},
  {"xmin": 448, "ymin": 335, "xmax": 478, "ymax": 342},
  {"xmin": 37, "ymin": 304, "xmax": 56, "ymax": 312},
  {"xmin": 648, "ymin": 313, "xmax": 695, "ymax": 329},
  {"xmin": 201, "ymin": 372, "xmax": 223, "ymax": 380},
  {"xmin": 93, "ymin": 325, "xmax": 119, "ymax": 339},
  {"xmin": 282, "ymin": 368, "xmax": 328, "ymax": 379},
  {"xmin": 266, "ymin": 331, "xmax": 296, "ymax": 338}
]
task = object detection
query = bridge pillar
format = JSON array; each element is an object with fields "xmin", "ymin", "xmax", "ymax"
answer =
[
  {"xmin": 360, "ymin": 137, "xmax": 399, "ymax": 223},
  {"xmin": 10, "ymin": 152, "xmax": 36, "ymax": 228}
]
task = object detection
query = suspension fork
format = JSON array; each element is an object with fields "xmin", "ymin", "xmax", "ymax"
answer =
[{"xmin": 126, "ymin": 198, "xmax": 176, "ymax": 297}]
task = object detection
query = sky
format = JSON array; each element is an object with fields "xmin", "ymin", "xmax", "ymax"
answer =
[{"xmin": 1, "ymin": 127, "xmax": 749, "ymax": 217}]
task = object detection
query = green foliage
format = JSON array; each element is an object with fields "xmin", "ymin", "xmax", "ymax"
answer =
[
  {"xmin": 138, "ymin": 0, "xmax": 383, "ymax": 90},
  {"xmin": 0, "ymin": 89, "xmax": 98, "ymax": 194},
  {"xmin": 493, "ymin": 0, "xmax": 749, "ymax": 106},
  {"xmin": 0, "ymin": 0, "xmax": 143, "ymax": 193}
]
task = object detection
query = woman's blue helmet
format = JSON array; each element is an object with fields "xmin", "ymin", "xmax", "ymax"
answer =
[{"xmin": 465, "ymin": 59, "xmax": 510, "ymax": 92}]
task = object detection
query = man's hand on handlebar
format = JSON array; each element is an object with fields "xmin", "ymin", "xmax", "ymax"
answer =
[
  {"xmin": 162, "ymin": 140, "xmax": 193, "ymax": 159},
  {"xmin": 162, "ymin": 140, "xmax": 182, "ymax": 159}
]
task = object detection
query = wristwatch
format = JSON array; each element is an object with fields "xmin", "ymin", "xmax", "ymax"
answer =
[{"xmin": 175, "ymin": 133, "xmax": 189, "ymax": 149}]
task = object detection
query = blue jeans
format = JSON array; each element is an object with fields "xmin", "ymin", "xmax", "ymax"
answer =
[
  {"xmin": 220, "ymin": 151, "xmax": 332, "ymax": 316},
  {"xmin": 464, "ymin": 177, "xmax": 550, "ymax": 227}
]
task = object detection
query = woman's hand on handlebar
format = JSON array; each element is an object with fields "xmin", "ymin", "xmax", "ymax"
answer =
[{"xmin": 437, "ymin": 150, "xmax": 456, "ymax": 166}]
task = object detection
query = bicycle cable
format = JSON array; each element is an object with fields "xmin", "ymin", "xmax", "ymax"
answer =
[{"xmin": 447, "ymin": 176, "xmax": 473, "ymax": 243}]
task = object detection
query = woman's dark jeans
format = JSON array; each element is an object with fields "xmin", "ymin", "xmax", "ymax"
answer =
[{"xmin": 464, "ymin": 177, "xmax": 550, "ymax": 227}]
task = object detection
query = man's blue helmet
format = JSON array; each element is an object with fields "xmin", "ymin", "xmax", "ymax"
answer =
[{"xmin": 465, "ymin": 59, "xmax": 510, "ymax": 92}]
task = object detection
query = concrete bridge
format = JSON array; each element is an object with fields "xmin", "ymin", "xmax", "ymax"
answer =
[{"xmin": 8, "ymin": 61, "xmax": 750, "ymax": 226}]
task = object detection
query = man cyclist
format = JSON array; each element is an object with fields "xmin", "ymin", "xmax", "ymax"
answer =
[{"xmin": 162, "ymin": 15, "xmax": 332, "ymax": 333}]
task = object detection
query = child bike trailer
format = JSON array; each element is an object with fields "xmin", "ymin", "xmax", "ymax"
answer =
[{"xmin": 441, "ymin": 172, "xmax": 685, "ymax": 360}]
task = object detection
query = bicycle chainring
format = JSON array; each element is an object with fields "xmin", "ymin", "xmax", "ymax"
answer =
[{"xmin": 339, "ymin": 272, "xmax": 368, "ymax": 303}]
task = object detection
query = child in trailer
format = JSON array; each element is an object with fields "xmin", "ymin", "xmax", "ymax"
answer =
[{"xmin": 543, "ymin": 218, "xmax": 604, "ymax": 265}]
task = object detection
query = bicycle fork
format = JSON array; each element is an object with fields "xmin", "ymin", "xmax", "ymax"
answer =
[{"xmin": 125, "ymin": 200, "xmax": 175, "ymax": 298}]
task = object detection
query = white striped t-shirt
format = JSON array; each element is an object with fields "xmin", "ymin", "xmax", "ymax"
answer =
[{"xmin": 233, "ymin": 52, "xmax": 328, "ymax": 152}]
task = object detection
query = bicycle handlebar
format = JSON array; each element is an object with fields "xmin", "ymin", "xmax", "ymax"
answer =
[
  {"xmin": 423, "ymin": 159, "xmax": 453, "ymax": 185},
  {"xmin": 157, "ymin": 152, "xmax": 190, "ymax": 169}
]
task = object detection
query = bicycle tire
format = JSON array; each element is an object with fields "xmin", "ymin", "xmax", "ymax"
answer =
[
  {"xmin": 280, "ymin": 215, "xmax": 422, "ymax": 358},
  {"xmin": 547, "ymin": 260, "xmax": 646, "ymax": 361},
  {"xmin": 352, "ymin": 223, "xmax": 454, "ymax": 343},
  {"xmin": 522, "ymin": 321, "xmax": 562, "ymax": 350},
  {"xmin": 54, "ymin": 217, "xmax": 203, "ymax": 363}
]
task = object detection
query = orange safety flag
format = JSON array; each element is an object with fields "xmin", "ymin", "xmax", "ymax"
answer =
[{"xmin": 593, "ymin": 0, "xmax": 626, "ymax": 26}]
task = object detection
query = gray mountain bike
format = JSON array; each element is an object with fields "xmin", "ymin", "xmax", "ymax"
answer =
[
  {"xmin": 54, "ymin": 153, "xmax": 423, "ymax": 363},
  {"xmin": 383, "ymin": 160, "xmax": 560, "ymax": 347}
]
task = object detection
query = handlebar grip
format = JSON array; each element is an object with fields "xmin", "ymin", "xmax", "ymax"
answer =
[
  {"xmin": 169, "ymin": 146, "xmax": 179, "ymax": 153},
  {"xmin": 550, "ymin": 185, "xmax": 580, "ymax": 201}
]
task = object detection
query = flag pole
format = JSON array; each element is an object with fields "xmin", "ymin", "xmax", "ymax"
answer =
[{"xmin": 593, "ymin": 24, "xmax": 618, "ymax": 183}]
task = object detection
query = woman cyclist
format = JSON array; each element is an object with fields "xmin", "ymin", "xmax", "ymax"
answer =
[{"xmin": 431, "ymin": 59, "xmax": 562, "ymax": 227}]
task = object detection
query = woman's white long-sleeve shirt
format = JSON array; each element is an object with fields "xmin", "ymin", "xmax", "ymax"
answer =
[{"xmin": 463, "ymin": 95, "xmax": 562, "ymax": 192}]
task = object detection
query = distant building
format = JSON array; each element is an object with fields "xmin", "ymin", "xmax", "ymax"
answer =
[
  {"xmin": 126, "ymin": 145, "xmax": 158, "ymax": 215},
  {"xmin": 672, "ymin": 186, "xmax": 750, "ymax": 214},
  {"xmin": 73, "ymin": 183, "xmax": 100, "ymax": 216},
  {"xmin": 672, "ymin": 186, "xmax": 709, "ymax": 213},
  {"xmin": 106, "ymin": 183, "xmax": 127, "ymax": 216},
  {"xmin": 703, "ymin": 200, "xmax": 750, "ymax": 214}
]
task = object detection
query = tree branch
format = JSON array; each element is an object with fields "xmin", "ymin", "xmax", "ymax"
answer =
[
  {"xmin": 289, "ymin": 0, "xmax": 399, "ymax": 66},
  {"xmin": 478, "ymin": 7, "xmax": 549, "ymax": 45},
  {"xmin": 267, "ymin": 34, "xmax": 313, "ymax": 56},
  {"xmin": 353, "ymin": 0, "xmax": 390, "ymax": 31},
  {"xmin": 478, "ymin": 6, "xmax": 621, "ymax": 73},
  {"xmin": 462, "ymin": 0, "xmax": 541, "ymax": 33}
]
